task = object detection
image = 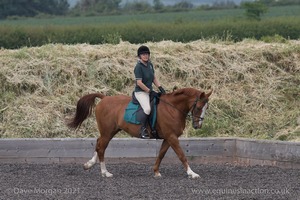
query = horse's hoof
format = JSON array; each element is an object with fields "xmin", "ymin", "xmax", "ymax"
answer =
[
  {"xmin": 188, "ymin": 174, "xmax": 200, "ymax": 179},
  {"xmin": 83, "ymin": 161, "xmax": 95, "ymax": 170},
  {"xmin": 83, "ymin": 163, "xmax": 90, "ymax": 170},
  {"xmin": 101, "ymin": 171, "xmax": 113, "ymax": 178},
  {"xmin": 154, "ymin": 172, "xmax": 162, "ymax": 178}
]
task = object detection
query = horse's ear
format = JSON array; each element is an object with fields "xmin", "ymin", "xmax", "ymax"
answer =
[
  {"xmin": 173, "ymin": 86, "xmax": 179, "ymax": 92},
  {"xmin": 206, "ymin": 89, "xmax": 213, "ymax": 98},
  {"xmin": 173, "ymin": 88, "xmax": 184, "ymax": 95},
  {"xmin": 200, "ymin": 92, "xmax": 205, "ymax": 99},
  {"xmin": 200, "ymin": 89, "xmax": 213, "ymax": 99}
]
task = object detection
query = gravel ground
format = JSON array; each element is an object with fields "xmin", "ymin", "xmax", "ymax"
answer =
[{"xmin": 0, "ymin": 161, "xmax": 299, "ymax": 200}]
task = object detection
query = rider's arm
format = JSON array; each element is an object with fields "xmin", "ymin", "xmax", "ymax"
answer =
[{"xmin": 136, "ymin": 80, "xmax": 151, "ymax": 93}]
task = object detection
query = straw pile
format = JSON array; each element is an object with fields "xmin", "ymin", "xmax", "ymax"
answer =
[{"xmin": 0, "ymin": 39, "xmax": 299, "ymax": 140}]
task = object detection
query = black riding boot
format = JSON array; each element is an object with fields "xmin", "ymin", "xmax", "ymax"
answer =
[{"xmin": 140, "ymin": 112, "xmax": 150, "ymax": 139}]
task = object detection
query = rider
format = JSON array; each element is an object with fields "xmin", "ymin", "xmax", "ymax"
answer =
[{"xmin": 134, "ymin": 45, "xmax": 166, "ymax": 139}]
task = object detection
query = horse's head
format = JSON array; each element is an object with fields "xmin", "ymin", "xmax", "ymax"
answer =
[{"xmin": 190, "ymin": 89, "xmax": 212, "ymax": 129}]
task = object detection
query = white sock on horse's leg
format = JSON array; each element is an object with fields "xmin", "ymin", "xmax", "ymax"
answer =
[
  {"xmin": 100, "ymin": 161, "xmax": 113, "ymax": 177},
  {"xmin": 83, "ymin": 151, "xmax": 98, "ymax": 170},
  {"xmin": 187, "ymin": 165, "xmax": 200, "ymax": 179},
  {"xmin": 154, "ymin": 172, "xmax": 162, "ymax": 178}
]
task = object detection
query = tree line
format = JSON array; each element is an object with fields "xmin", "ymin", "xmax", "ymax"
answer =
[
  {"xmin": 0, "ymin": 0, "xmax": 299, "ymax": 20},
  {"xmin": 0, "ymin": 0, "xmax": 69, "ymax": 19}
]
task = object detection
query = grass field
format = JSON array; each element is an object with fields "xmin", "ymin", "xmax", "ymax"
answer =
[
  {"xmin": 1, "ymin": 5, "xmax": 300, "ymax": 49},
  {"xmin": 0, "ymin": 5, "xmax": 299, "ymax": 26}
]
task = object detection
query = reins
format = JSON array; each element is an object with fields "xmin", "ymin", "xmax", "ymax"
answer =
[{"xmin": 157, "ymin": 94, "xmax": 208, "ymax": 121}]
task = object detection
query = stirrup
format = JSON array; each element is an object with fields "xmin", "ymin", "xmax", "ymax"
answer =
[{"xmin": 140, "ymin": 127, "xmax": 150, "ymax": 139}]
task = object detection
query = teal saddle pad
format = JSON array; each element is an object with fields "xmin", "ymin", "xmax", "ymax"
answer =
[
  {"xmin": 124, "ymin": 101, "xmax": 142, "ymax": 125},
  {"xmin": 123, "ymin": 98, "xmax": 157, "ymax": 129}
]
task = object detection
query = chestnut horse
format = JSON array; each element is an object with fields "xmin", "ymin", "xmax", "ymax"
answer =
[{"xmin": 67, "ymin": 87, "xmax": 212, "ymax": 179}]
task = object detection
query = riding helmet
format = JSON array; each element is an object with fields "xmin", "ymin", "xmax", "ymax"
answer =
[{"xmin": 137, "ymin": 45, "xmax": 150, "ymax": 56}]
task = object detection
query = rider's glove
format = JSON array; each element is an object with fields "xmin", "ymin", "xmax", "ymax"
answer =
[{"xmin": 158, "ymin": 86, "xmax": 166, "ymax": 94}]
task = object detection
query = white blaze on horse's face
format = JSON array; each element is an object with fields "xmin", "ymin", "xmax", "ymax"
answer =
[{"xmin": 198, "ymin": 103, "xmax": 208, "ymax": 128}]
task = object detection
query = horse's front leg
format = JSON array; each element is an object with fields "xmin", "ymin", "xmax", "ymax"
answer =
[
  {"xmin": 153, "ymin": 139, "xmax": 170, "ymax": 177},
  {"xmin": 167, "ymin": 135, "xmax": 200, "ymax": 179}
]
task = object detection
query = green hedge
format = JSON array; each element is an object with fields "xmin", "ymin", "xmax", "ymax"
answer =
[{"xmin": 1, "ymin": 17, "xmax": 300, "ymax": 49}]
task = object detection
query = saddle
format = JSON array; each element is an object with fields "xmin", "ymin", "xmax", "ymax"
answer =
[{"xmin": 124, "ymin": 92, "xmax": 160, "ymax": 139}]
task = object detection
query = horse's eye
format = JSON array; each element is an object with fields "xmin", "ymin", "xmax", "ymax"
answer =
[{"xmin": 196, "ymin": 106, "xmax": 202, "ymax": 112}]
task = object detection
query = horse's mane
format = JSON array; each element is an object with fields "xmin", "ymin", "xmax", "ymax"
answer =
[{"xmin": 171, "ymin": 87, "xmax": 202, "ymax": 97}]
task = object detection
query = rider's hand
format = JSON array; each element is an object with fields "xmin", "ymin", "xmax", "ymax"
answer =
[{"xmin": 158, "ymin": 86, "xmax": 166, "ymax": 94}]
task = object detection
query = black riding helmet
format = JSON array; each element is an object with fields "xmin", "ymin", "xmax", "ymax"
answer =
[{"xmin": 137, "ymin": 45, "xmax": 150, "ymax": 57}]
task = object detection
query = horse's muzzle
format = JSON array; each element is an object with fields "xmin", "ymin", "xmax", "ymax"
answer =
[
  {"xmin": 193, "ymin": 124, "xmax": 202, "ymax": 129},
  {"xmin": 193, "ymin": 118, "xmax": 204, "ymax": 129}
]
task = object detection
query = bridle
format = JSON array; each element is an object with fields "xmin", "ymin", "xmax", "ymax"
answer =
[{"xmin": 189, "ymin": 96, "xmax": 209, "ymax": 126}]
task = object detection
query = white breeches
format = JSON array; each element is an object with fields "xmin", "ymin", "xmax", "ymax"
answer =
[{"xmin": 134, "ymin": 91, "xmax": 151, "ymax": 115}]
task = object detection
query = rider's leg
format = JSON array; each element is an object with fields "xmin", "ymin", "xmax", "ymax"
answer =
[{"xmin": 134, "ymin": 91, "xmax": 151, "ymax": 139}]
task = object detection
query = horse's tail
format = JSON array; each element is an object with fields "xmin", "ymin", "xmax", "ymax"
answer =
[{"xmin": 67, "ymin": 93, "xmax": 105, "ymax": 129}]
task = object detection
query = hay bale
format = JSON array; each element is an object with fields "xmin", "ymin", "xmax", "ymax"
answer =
[{"xmin": 0, "ymin": 40, "xmax": 299, "ymax": 140}]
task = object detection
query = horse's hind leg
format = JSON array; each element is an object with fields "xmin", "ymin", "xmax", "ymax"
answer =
[
  {"xmin": 84, "ymin": 151, "xmax": 98, "ymax": 170},
  {"xmin": 96, "ymin": 135, "xmax": 114, "ymax": 177},
  {"xmin": 83, "ymin": 138, "xmax": 100, "ymax": 170},
  {"xmin": 83, "ymin": 135, "xmax": 113, "ymax": 178},
  {"xmin": 153, "ymin": 139, "xmax": 170, "ymax": 177}
]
